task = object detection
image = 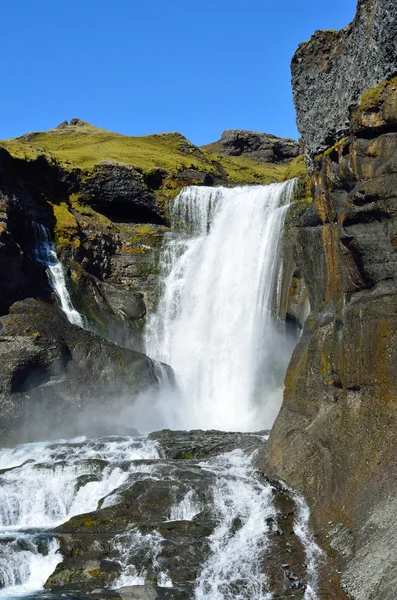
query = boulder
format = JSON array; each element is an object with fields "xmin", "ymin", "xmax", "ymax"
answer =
[{"xmin": 0, "ymin": 298, "xmax": 168, "ymax": 444}]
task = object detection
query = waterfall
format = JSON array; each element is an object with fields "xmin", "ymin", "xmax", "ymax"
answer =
[
  {"xmin": 145, "ymin": 181, "xmax": 297, "ymax": 431},
  {"xmin": 30, "ymin": 223, "xmax": 84, "ymax": 327}
]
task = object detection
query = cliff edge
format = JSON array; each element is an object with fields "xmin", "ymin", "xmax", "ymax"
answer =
[{"xmin": 292, "ymin": 0, "xmax": 397, "ymax": 155}]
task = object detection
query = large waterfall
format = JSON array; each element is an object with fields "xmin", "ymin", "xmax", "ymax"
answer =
[{"xmin": 145, "ymin": 181, "xmax": 296, "ymax": 431}]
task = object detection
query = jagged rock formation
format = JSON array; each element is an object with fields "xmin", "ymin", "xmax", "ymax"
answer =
[
  {"xmin": 202, "ymin": 129, "xmax": 299, "ymax": 163},
  {"xmin": 268, "ymin": 2, "xmax": 397, "ymax": 599},
  {"xmin": 292, "ymin": 0, "xmax": 397, "ymax": 155}
]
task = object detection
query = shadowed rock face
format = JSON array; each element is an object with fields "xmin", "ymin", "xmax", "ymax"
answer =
[
  {"xmin": 268, "ymin": 2, "xmax": 397, "ymax": 598},
  {"xmin": 0, "ymin": 298, "xmax": 168, "ymax": 444},
  {"xmin": 292, "ymin": 0, "xmax": 397, "ymax": 155}
]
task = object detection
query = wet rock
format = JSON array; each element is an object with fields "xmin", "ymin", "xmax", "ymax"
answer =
[{"xmin": 149, "ymin": 428, "xmax": 270, "ymax": 459}]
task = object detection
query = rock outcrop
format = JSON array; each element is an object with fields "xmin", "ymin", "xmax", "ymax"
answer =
[
  {"xmin": 292, "ymin": 0, "xmax": 397, "ymax": 155},
  {"xmin": 268, "ymin": 2, "xmax": 397, "ymax": 599},
  {"xmin": 203, "ymin": 130, "xmax": 299, "ymax": 163},
  {"xmin": 0, "ymin": 298, "xmax": 169, "ymax": 444}
]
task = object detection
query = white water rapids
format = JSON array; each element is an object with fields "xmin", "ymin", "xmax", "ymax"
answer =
[
  {"xmin": 146, "ymin": 181, "xmax": 297, "ymax": 431},
  {"xmin": 0, "ymin": 435, "xmax": 322, "ymax": 599}
]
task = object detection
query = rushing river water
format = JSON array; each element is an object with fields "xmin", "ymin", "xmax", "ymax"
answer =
[{"xmin": 0, "ymin": 432, "xmax": 322, "ymax": 599}]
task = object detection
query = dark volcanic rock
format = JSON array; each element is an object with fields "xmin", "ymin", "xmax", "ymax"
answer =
[
  {"xmin": 82, "ymin": 162, "xmax": 164, "ymax": 225},
  {"xmin": 209, "ymin": 130, "xmax": 299, "ymax": 163},
  {"xmin": 292, "ymin": 0, "xmax": 397, "ymax": 155}
]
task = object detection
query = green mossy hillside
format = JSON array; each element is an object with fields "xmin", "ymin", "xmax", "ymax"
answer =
[{"xmin": 0, "ymin": 121, "xmax": 300, "ymax": 185}]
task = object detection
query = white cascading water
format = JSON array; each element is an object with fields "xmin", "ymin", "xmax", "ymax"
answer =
[
  {"xmin": 0, "ymin": 436, "xmax": 322, "ymax": 599},
  {"xmin": 145, "ymin": 181, "xmax": 297, "ymax": 431},
  {"xmin": 0, "ymin": 436, "xmax": 161, "ymax": 598},
  {"xmin": 31, "ymin": 223, "xmax": 84, "ymax": 327}
]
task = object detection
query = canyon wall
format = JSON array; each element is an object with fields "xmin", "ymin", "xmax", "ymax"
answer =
[{"xmin": 268, "ymin": 1, "xmax": 397, "ymax": 598}]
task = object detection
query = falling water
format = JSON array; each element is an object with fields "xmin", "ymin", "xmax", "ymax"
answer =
[
  {"xmin": 30, "ymin": 223, "xmax": 84, "ymax": 327},
  {"xmin": 146, "ymin": 181, "xmax": 297, "ymax": 431}
]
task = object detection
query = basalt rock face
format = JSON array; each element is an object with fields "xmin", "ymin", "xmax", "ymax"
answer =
[
  {"xmin": 292, "ymin": 0, "xmax": 397, "ymax": 156},
  {"xmin": 268, "ymin": 3, "xmax": 397, "ymax": 599}
]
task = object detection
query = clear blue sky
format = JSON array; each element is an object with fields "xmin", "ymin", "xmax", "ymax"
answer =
[{"xmin": 2, "ymin": 0, "xmax": 357, "ymax": 145}]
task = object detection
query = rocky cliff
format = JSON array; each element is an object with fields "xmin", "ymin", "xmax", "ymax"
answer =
[
  {"xmin": 292, "ymin": 0, "xmax": 397, "ymax": 155},
  {"xmin": 268, "ymin": 1, "xmax": 397, "ymax": 599}
]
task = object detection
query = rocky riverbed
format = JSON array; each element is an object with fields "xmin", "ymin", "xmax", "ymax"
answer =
[{"xmin": 0, "ymin": 430, "xmax": 345, "ymax": 600}]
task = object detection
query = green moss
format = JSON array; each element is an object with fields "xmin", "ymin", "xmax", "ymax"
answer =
[
  {"xmin": 351, "ymin": 76, "xmax": 397, "ymax": 121},
  {"xmin": 179, "ymin": 450, "xmax": 194, "ymax": 459},
  {"xmin": 69, "ymin": 193, "xmax": 114, "ymax": 229},
  {"xmin": 88, "ymin": 568, "xmax": 101, "ymax": 577},
  {"xmin": 359, "ymin": 81, "xmax": 389, "ymax": 112},
  {"xmin": 201, "ymin": 150, "xmax": 289, "ymax": 184},
  {"xmin": 314, "ymin": 137, "xmax": 349, "ymax": 162},
  {"xmin": 283, "ymin": 154, "xmax": 306, "ymax": 180},
  {"xmin": 52, "ymin": 201, "xmax": 80, "ymax": 251}
]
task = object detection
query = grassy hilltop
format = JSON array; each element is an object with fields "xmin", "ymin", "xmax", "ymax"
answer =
[{"xmin": 0, "ymin": 120, "xmax": 305, "ymax": 186}]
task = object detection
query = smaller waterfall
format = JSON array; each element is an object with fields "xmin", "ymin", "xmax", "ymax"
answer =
[
  {"xmin": 30, "ymin": 223, "xmax": 83, "ymax": 327},
  {"xmin": 0, "ymin": 536, "xmax": 61, "ymax": 599}
]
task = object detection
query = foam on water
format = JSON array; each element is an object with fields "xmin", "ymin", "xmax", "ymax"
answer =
[
  {"xmin": 0, "ymin": 537, "xmax": 61, "ymax": 598},
  {"xmin": 169, "ymin": 490, "xmax": 201, "ymax": 521},
  {"xmin": 112, "ymin": 530, "xmax": 172, "ymax": 589},
  {"xmin": 194, "ymin": 449, "xmax": 275, "ymax": 600}
]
